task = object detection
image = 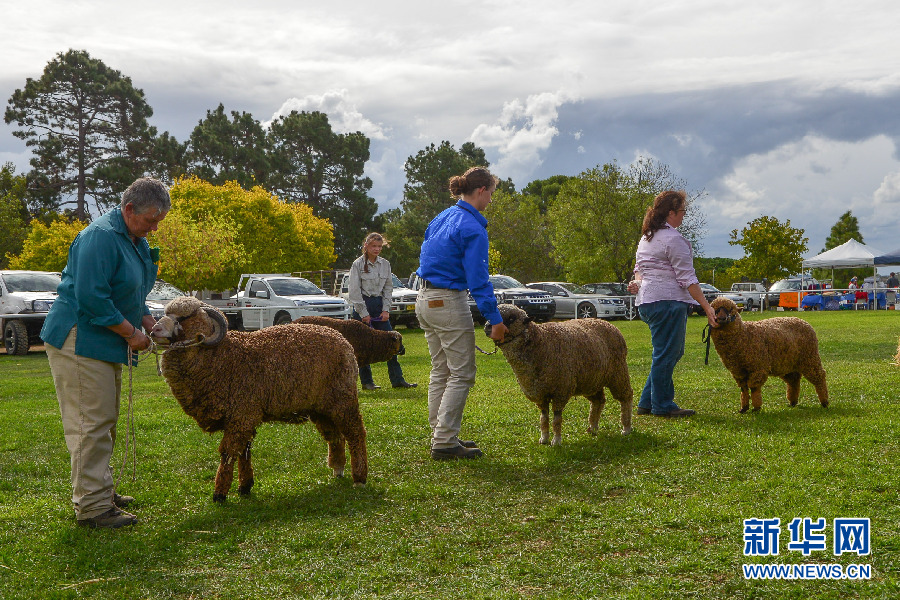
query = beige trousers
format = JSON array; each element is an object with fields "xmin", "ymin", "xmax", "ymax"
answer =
[
  {"xmin": 46, "ymin": 326, "xmax": 122, "ymax": 519},
  {"xmin": 415, "ymin": 288, "xmax": 477, "ymax": 449}
]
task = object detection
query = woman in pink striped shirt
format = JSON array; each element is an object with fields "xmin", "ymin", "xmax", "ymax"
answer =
[{"xmin": 627, "ymin": 191, "xmax": 717, "ymax": 417}]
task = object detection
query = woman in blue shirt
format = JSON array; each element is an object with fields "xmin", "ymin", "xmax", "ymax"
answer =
[
  {"xmin": 42, "ymin": 178, "xmax": 169, "ymax": 529},
  {"xmin": 415, "ymin": 167, "xmax": 508, "ymax": 460}
]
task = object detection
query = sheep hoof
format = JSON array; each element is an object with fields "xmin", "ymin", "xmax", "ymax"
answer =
[
  {"xmin": 353, "ymin": 481, "xmax": 366, "ymax": 488},
  {"xmin": 550, "ymin": 436, "xmax": 562, "ymax": 447},
  {"xmin": 212, "ymin": 493, "xmax": 227, "ymax": 504},
  {"xmin": 238, "ymin": 480, "xmax": 254, "ymax": 495},
  {"xmin": 539, "ymin": 435, "xmax": 550, "ymax": 445},
  {"xmin": 751, "ymin": 407, "xmax": 761, "ymax": 412},
  {"xmin": 621, "ymin": 426, "xmax": 632, "ymax": 436},
  {"xmin": 333, "ymin": 468, "xmax": 345, "ymax": 478},
  {"xmin": 586, "ymin": 427, "xmax": 598, "ymax": 437},
  {"xmin": 820, "ymin": 401, "xmax": 829, "ymax": 408},
  {"xmin": 739, "ymin": 406, "xmax": 749, "ymax": 414}
]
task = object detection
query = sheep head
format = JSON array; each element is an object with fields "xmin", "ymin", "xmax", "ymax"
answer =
[
  {"xmin": 484, "ymin": 304, "xmax": 531, "ymax": 342},
  {"xmin": 150, "ymin": 296, "xmax": 228, "ymax": 347},
  {"xmin": 710, "ymin": 296, "xmax": 742, "ymax": 327}
]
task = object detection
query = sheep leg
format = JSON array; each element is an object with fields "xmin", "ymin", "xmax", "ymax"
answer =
[
  {"xmin": 738, "ymin": 385, "xmax": 751, "ymax": 413},
  {"xmin": 334, "ymin": 407, "xmax": 368, "ymax": 485},
  {"xmin": 750, "ymin": 387, "xmax": 763, "ymax": 411},
  {"xmin": 805, "ymin": 365, "xmax": 829, "ymax": 408},
  {"xmin": 551, "ymin": 409, "xmax": 563, "ymax": 447},
  {"xmin": 237, "ymin": 438, "xmax": 255, "ymax": 496},
  {"xmin": 214, "ymin": 430, "xmax": 252, "ymax": 502},
  {"xmin": 311, "ymin": 415, "xmax": 347, "ymax": 478},
  {"xmin": 587, "ymin": 390, "xmax": 606, "ymax": 436},
  {"xmin": 608, "ymin": 380, "xmax": 633, "ymax": 436},
  {"xmin": 782, "ymin": 372, "xmax": 802, "ymax": 407},
  {"xmin": 538, "ymin": 402, "xmax": 551, "ymax": 445}
]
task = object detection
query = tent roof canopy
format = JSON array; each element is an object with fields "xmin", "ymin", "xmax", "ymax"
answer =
[{"xmin": 802, "ymin": 239, "xmax": 883, "ymax": 270}]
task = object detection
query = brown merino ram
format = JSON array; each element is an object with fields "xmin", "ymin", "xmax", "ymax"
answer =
[
  {"xmin": 487, "ymin": 304, "xmax": 633, "ymax": 445},
  {"xmin": 709, "ymin": 296, "xmax": 829, "ymax": 412},
  {"xmin": 150, "ymin": 296, "xmax": 367, "ymax": 502},
  {"xmin": 292, "ymin": 316, "xmax": 404, "ymax": 367}
]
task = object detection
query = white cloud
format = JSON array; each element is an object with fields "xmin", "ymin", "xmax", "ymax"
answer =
[
  {"xmin": 267, "ymin": 90, "xmax": 388, "ymax": 140},
  {"xmin": 469, "ymin": 90, "xmax": 579, "ymax": 182}
]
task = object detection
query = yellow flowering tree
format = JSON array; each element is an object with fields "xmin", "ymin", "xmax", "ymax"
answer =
[{"xmin": 7, "ymin": 218, "xmax": 87, "ymax": 271}]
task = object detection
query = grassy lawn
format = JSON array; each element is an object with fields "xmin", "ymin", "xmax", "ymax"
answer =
[{"xmin": 1, "ymin": 310, "xmax": 898, "ymax": 599}]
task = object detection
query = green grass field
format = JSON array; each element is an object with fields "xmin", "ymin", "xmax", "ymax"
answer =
[{"xmin": 1, "ymin": 311, "xmax": 898, "ymax": 599}]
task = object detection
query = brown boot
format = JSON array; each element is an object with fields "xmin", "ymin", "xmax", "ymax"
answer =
[{"xmin": 77, "ymin": 507, "xmax": 137, "ymax": 529}]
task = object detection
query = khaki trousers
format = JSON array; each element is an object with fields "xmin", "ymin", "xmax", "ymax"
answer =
[
  {"xmin": 46, "ymin": 326, "xmax": 122, "ymax": 519},
  {"xmin": 415, "ymin": 288, "xmax": 477, "ymax": 449}
]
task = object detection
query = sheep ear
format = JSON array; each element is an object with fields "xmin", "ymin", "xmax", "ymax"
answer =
[
  {"xmin": 201, "ymin": 305, "xmax": 228, "ymax": 346},
  {"xmin": 737, "ymin": 307, "xmax": 744, "ymax": 313},
  {"xmin": 524, "ymin": 315, "xmax": 533, "ymax": 325}
]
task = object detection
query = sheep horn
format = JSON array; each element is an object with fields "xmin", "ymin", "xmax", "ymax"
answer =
[{"xmin": 201, "ymin": 304, "xmax": 228, "ymax": 346}]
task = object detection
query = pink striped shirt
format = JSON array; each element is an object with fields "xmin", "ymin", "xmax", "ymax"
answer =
[{"xmin": 633, "ymin": 223, "xmax": 699, "ymax": 306}]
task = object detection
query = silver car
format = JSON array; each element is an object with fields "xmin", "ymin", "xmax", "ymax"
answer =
[{"xmin": 526, "ymin": 282, "xmax": 627, "ymax": 320}]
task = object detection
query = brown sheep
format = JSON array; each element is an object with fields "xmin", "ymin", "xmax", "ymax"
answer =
[
  {"xmin": 292, "ymin": 316, "xmax": 403, "ymax": 367},
  {"xmin": 709, "ymin": 296, "xmax": 829, "ymax": 412},
  {"xmin": 487, "ymin": 304, "xmax": 633, "ymax": 446},
  {"xmin": 150, "ymin": 296, "xmax": 367, "ymax": 502}
]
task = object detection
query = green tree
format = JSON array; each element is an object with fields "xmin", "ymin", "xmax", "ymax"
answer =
[
  {"xmin": 547, "ymin": 158, "xmax": 705, "ymax": 283},
  {"xmin": 383, "ymin": 141, "xmax": 487, "ymax": 275},
  {"xmin": 521, "ymin": 175, "xmax": 575, "ymax": 214},
  {"xmin": 4, "ymin": 49, "xmax": 160, "ymax": 219},
  {"xmin": 693, "ymin": 256, "xmax": 737, "ymax": 289},
  {"xmin": 727, "ymin": 216, "xmax": 808, "ymax": 282},
  {"xmin": 185, "ymin": 104, "xmax": 269, "ymax": 189},
  {"xmin": 7, "ymin": 218, "xmax": 87, "ymax": 271},
  {"xmin": 483, "ymin": 190, "xmax": 562, "ymax": 282},
  {"xmin": 817, "ymin": 211, "xmax": 866, "ymax": 288},
  {"xmin": 167, "ymin": 176, "xmax": 335, "ymax": 290},
  {"xmin": 0, "ymin": 163, "xmax": 30, "ymax": 268},
  {"xmin": 267, "ymin": 110, "xmax": 377, "ymax": 266}
]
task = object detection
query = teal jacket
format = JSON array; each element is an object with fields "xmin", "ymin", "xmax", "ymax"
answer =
[{"xmin": 41, "ymin": 208, "xmax": 158, "ymax": 365}]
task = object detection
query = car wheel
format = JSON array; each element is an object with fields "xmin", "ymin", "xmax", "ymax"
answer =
[
  {"xmin": 746, "ymin": 299, "xmax": 754, "ymax": 310},
  {"xmin": 577, "ymin": 302, "xmax": 597, "ymax": 319},
  {"xmin": 4, "ymin": 320, "xmax": 29, "ymax": 356},
  {"xmin": 273, "ymin": 311, "xmax": 292, "ymax": 326}
]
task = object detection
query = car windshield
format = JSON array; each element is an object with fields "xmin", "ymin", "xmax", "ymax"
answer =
[
  {"xmin": 3, "ymin": 272, "xmax": 61, "ymax": 293},
  {"xmin": 392, "ymin": 274, "xmax": 407, "ymax": 288},
  {"xmin": 770, "ymin": 279, "xmax": 800, "ymax": 291},
  {"xmin": 701, "ymin": 284, "xmax": 720, "ymax": 292},
  {"xmin": 586, "ymin": 282, "xmax": 627, "ymax": 295},
  {"xmin": 558, "ymin": 282, "xmax": 593, "ymax": 294},
  {"xmin": 268, "ymin": 278, "xmax": 325, "ymax": 296},
  {"xmin": 490, "ymin": 275, "xmax": 524, "ymax": 289},
  {"xmin": 147, "ymin": 281, "xmax": 187, "ymax": 302}
]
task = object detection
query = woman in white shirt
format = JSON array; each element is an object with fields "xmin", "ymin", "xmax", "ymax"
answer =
[{"xmin": 348, "ymin": 233, "xmax": 416, "ymax": 390}]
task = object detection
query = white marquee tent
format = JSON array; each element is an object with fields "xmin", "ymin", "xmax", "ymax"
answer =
[{"xmin": 802, "ymin": 239, "xmax": 884, "ymax": 271}]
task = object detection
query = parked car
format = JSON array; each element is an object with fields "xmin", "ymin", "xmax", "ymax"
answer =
[
  {"xmin": 768, "ymin": 276, "xmax": 821, "ymax": 310},
  {"xmin": 470, "ymin": 275, "xmax": 556, "ymax": 324},
  {"xmin": 526, "ymin": 282, "xmax": 627, "ymax": 320},
  {"xmin": 582, "ymin": 282, "xmax": 629, "ymax": 296},
  {"xmin": 146, "ymin": 279, "xmax": 189, "ymax": 319},
  {"xmin": 1, "ymin": 270, "xmax": 61, "ymax": 355},
  {"xmin": 694, "ymin": 283, "xmax": 724, "ymax": 315},
  {"xmin": 729, "ymin": 281, "xmax": 771, "ymax": 311}
]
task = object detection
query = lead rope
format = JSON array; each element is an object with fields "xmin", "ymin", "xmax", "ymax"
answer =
[{"xmin": 702, "ymin": 324, "xmax": 712, "ymax": 365}]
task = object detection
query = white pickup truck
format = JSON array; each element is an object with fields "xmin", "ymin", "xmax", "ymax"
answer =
[
  {"xmin": 1, "ymin": 270, "xmax": 61, "ymax": 355},
  {"xmin": 207, "ymin": 274, "xmax": 351, "ymax": 331}
]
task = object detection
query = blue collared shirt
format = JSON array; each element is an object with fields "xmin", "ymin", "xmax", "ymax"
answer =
[
  {"xmin": 416, "ymin": 200, "xmax": 501, "ymax": 325},
  {"xmin": 41, "ymin": 207, "xmax": 158, "ymax": 365}
]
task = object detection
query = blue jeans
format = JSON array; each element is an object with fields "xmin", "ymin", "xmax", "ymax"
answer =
[
  {"xmin": 354, "ymin": 296, "xmax": 406, "ymax": 387},
  {"xmin": 637, "ymin": 300, "xmax": 690, "ymax": 414}
]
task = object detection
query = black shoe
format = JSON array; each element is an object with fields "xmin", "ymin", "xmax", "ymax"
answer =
[
  {"xmin": 635, "ymin": 407, "xmax": 652, "ymax": 415},
  {"xmin": 362, "ymin": 383, "xmax": 380, "ymax": 390},
  {"xmin": 392, "ymin": 381, "xmax": 417, "ymax": 389},
  {"xmin": 459, "ymin": 439, "xmax": 478, "ymax": 448},
  {"xmin": 431, "ymin": 445, "xmax": 483, "ymax": 460},
  {"xmin": 655, "ymin": 408, "xmax": 696, "ymax": 418},
  {"xmin": 113, "ymin": 493, "xmax": 134, "ymax": 508},
  {"xmin": 77, "ymin": 507, "xmax": 137, "ymax": 529}
]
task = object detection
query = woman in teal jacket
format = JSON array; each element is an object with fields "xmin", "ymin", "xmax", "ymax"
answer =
[{"xmin": 42, "ymin": 178, "xmax": 169, "ymax": 529}]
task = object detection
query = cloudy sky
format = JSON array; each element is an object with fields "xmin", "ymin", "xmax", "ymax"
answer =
[{"xmin": 3, "ymin": 0, "xmax": 900, "ymax": 265}]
